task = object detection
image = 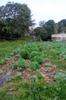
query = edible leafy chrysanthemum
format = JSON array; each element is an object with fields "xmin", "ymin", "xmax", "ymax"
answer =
[{"xmin": 14, "ymin": 58, "xmax": 25, "ymax": 70}]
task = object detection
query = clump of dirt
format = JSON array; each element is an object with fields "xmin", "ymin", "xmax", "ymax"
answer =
[
  {"xmin": 22, "ymin": 69, "xmax": 32, "ymax": 80},
  {"xmin": 25, "ymin": 59, "xmax": 31, "ymax": 67},
  {"xmin": 0, "ymin": 55, "xmax": 19, "ymax": 75},
  {"xmin": 40, "ymin": 63, "xmax": 56, "ymax": 83}
]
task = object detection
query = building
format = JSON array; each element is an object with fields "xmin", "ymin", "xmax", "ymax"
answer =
[{"xmin": 51, "ymin": 33, "xmax": 66, "ymax": 41}]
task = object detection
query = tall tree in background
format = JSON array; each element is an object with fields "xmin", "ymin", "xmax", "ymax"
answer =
[
  {"xmin": 44, "ymin": 20, "xmax": 56, "ymax": 35},
  {"xmin": 58, "ymin": 19, "xmax": 66, "ymax": 33},
  {"xmin": 34, "ymin": 27, "xmax": 48, "ymax": 40},
  {"xmin": 34, "ymin": 20, "xmax": 56, "ymax": 41},
  {"xmin": 0, "ymin": 2, "xmax": 33, "ymax": 40}
]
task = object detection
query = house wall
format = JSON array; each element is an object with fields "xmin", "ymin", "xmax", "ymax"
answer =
[{"xmin": 52, "ymin": 34, "xmax": 66, "ymax": 41}]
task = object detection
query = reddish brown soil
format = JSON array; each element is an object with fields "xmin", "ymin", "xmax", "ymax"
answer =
[
  {"xmin": 40, "ymin": 63, "xmax": 56, "ymax": 83},
  {"xmin": 22, "ymin": 69, "xmax": 32, "ymax": 80},
  {"xmin": 0, "ymin": 55, "xmax": 19, "ymax": 74}
]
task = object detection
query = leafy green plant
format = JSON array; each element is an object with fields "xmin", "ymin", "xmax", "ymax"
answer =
[
  {"xmin": 54, "ymin": 71, "xmax": 66, "ymax": 80},
  {"xmin": 11, "ymin": 48, "xmax": 21, "ymax": 56},
  {"xmin": 30, "ymin": 51, "xmax": 41, "ymax": 58},
  {"xmin": 30, "ymin": 61, "xmax": 39, "ymax": 71},
  {"xmin": 64, "ymin": 57, "xmax": 66, "ymax": 61},
  {"xmin": 20, "ymin": 48, "xmax": 30, "ymax": 59},
  {"xmin": 0, "ymin": 59, "xmax": 5, "ymax": 65},
  {"xmin": 31, "ymin": 55, "xmax": 44, "ymax": 64},
  {"xmin": 14, "ymin": 58, "xmax": 25, "ymax": 70}
]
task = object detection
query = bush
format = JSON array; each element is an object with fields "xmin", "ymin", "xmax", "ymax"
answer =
[{"xmin": 34, "ymin": 27, "xmax": 49, "ymax": 41}]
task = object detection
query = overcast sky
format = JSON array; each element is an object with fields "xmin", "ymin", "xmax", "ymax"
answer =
[{"xmin": 0, "ymin": 0, "xmax": 66, "ymax": 24}]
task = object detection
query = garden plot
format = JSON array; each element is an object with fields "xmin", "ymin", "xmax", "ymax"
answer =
[{"xmin": 0, "ymin": 41, "xmax": 66, "ymax": 100}]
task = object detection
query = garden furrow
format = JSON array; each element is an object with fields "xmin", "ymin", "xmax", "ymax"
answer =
[{"xmin": 0, "ymin": 55, "xmax": 19, "ymax": 86}]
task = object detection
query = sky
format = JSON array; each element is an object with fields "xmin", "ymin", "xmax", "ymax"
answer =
[{"xmin": 0, "ymin": 0, "xmax": 66, "ymax": 25}]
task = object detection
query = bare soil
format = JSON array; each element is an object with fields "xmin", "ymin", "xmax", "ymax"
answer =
[
  {"xmin": 22, "ymin": 68, "xmax": 32, "ymax": 80},
  {"xmin": 40, "ymin": 63, "xmax": 56, "ymax": 83},
  {"xmin": 0, "ymin": 55, "xmax": 19, "ymax": 85}
]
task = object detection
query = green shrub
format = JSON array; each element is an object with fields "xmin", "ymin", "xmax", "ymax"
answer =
[
  {"xmin": 30, "ymin": 61, "xmax": 39, "ymax": 71},
  {"xmin": 14, "ymin": 58, "xmax": 25, "ymax": 70}
]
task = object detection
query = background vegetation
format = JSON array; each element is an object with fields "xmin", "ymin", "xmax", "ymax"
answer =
[{"xmin": 0, "ymin": 2, "xmax": 66, "ymax": 40}]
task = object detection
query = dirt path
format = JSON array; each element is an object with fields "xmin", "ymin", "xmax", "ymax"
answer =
[{"xmin": 0, "ymin": 55, "xmax": 19, "ymax": 86}]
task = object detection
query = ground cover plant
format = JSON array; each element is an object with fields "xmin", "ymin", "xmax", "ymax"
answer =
[{"xmin": 0, "ymin": 40, "xmax": 66, "ymax": 99}]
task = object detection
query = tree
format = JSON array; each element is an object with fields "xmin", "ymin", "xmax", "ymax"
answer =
[
  {"xmin": 39, "ymin": 21, "xmax": 45, "ymax": 27},
  {"xmin": 0, "ymin": 2, "xmax": 33, "ymax": 40},
  {"xmin": 34, "ymin": 27, "xmax": 50, "ymax": 41},
  {"xmin": 36, "ymin": 20, "xmax": 57, "ymax": 41},
  {"xmin": 58, "ymin": 19, "xmax": 66, "ymax": 33},
  {"xmin": 44, "ymin": 20, "xmax": 56, "ymax": 35}
]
